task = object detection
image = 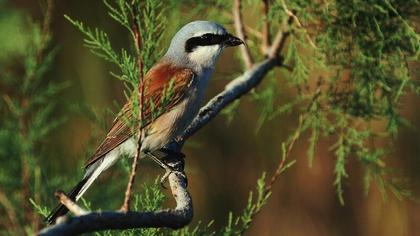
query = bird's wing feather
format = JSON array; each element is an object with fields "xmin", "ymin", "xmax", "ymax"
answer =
[{"xmin": 84, "ymin": 62, "xmax": 195, "ymax": 168}]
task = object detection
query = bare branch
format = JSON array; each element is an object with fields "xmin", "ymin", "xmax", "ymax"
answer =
[
  {"xmin": 261, "ymin": 0, "xmax": 271, "ymax": 55},
  {"xmin": 178, "ymin": 58, "xmax": 279, "ymax": 144},
  {"xmin": 245, "ymin": 24, "xmax": 263, "ymax": 39},
  {"xmin": 222, "ymin": 11, "xmax": 263, "ymax": 39},
  {"xmin": 268, "ymin": 15, "xmax": 293, "ymax": 58},
  {"xmin": 39, "ymin": 157, "xmax": 192, "ymax": 236},
  {"xmin": 0, "ymin": 190, "xmax": 23, "ymax": 235},
  {"xmin": 54, "ymin": 191, "xmax": 89, "ymax": 217},
  {"xmin": 233, "ymin": 0, "xmax": 254, "ymax": 69},
  {"xmin": 280, "ymin": 0, "xmax": 317, "ymax": 49}
]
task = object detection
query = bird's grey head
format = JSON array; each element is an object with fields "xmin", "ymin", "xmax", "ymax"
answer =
[{"xmin": 164, "ymin": 21, "xmax": 243, "ymax": 71}]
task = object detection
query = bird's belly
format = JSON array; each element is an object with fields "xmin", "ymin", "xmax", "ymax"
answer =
[{"xmin": 141, "ymin": 98, "xmax": 196, "ymax": 152}]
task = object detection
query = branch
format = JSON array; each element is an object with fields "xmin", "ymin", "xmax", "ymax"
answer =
[
  {"xmin": 0, "ymin": 189, "xmax": 23, "ymax": 235},
  {"xmin": 177, "ymin": 58, "xmax": 278, "ymax": 144},
  {"xmin": 245, "ymin": 24, "xmax": 263, "ymax": 39},
  {"xmin": 268, "ymin": 15, "xmax": 293, "ymax": 58},
  {"xmin": 261, "ymin": 0, "xmax": 271, "ymax": 55},
  {"xmin": 233, "ymin": 0, "xmax": 254, "ymax": 69},
  {"xmin": 222, "ymin": 11, "xmax": 263, "ymax": 39},
  {"xmin": 39, "ymin": 157, "xmax": 192, "ymax": 235},
  {"xmin": 54, "ymin": 191, "xmax": 88, "ymax": 217},
  {"xmin": 280, "ymin": 0, "xmax": 317, "ymax": 49}
]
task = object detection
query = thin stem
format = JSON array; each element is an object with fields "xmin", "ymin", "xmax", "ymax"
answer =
[
  {"xmin": 237, "ymin": 89, "xmax": 321, "ymax": 234},
  {"xmin": 268, "ymin": 15, "xmax": 293, "ymax": 58},
  {"xmin": 121, "ymin": 1, "xmax": 145, "ymax": 213},
  {"xmin": 38, "ymin": 0, "xmax": 54, "ymax": 62},
  {"xmin": 261, "ymin": 0, "xmax": 271, "ymax": 55},
  {"xmin": 54, "ymin": 191, "xmax": 89, "ymax": 217},
  {"xmin": 0, "ymin": 190, "xmax": 23, "ymax": 235},
  {"xmin": 233, "ymin": 0, "xmax": 254, "ymax": 69},
  {"xmin": 265, "ymin": 89, "xmax": 321, "ymax": 194},
  {"xmin": 280, "ymin": 0, "xmax": 317, "ymax": 49},
  {"xmin": 245, "ymin": 24, "xmax": 263, "ymax": 39}
]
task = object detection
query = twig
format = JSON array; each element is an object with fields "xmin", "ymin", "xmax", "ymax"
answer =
[
  {"xmin": 233, "ymin": 0, "xmax": 254, "ymax": 69},
  {"xmin": 38, "ymin": 0, "xmax": 54, "ymax": 62},
  {"xmin": 121, "ymin": 1, "xmax": 145, "ymax": 212},
  {"xmin": 39, "ymin": 157, "xmax": 192, "ymax": 235},
  {"xmin": 280, "ymin": 0, "xmax": 317, "ymax": 49},
  {"xmin": 245, "ymin": 24, "xmax": 263, "ymax": 39},
  {"xmin": 268, "ymin": 15, "xmax": 293, "ymax": 58},
  {"xmin": 239, "ymin": 91, "xmax": 322, "ymax": 235},
  {"xmin": 20, "ymin": 0, "xmax": 55, "ymax": 231},
  {"xmin": 178, "ymin": 59, "xmax": 276, "ymax": 144},
  {"xmin": 222, "ymin": 11, "xmax": 263, "ymax": 39},
  {"xmin": 54, "ymin": 191, "xmax": 89, "ymax": 217},
  {"xmin": 265, "ymin": 89, "xmax": 321, "ymax": 194},
  {"xmin": 265, "ymin": 115, "xmax": 302, "ymax": 193},
  {"xmin": 261, "ymin": 0, "xmax": 271, "ymax": 55},
  {"xmin": 21, "ymin": 156, "xmax": 31, "ymax": 224},
  {"xmin": 0, "ymin": 190, "xmax": 23, "ymax": 235},
  {"xmin": 238, "ymin": 91, "xmax": 322, "ymax": 233}
]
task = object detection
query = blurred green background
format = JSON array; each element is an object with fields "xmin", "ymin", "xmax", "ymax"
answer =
[{"xmin": 1, "ymin": 0, "xmax": 420, "ymax": 235}]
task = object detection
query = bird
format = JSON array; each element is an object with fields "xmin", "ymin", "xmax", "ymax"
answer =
[{"xmin": 46, "ymin": 20, "xmax": 243, "ymax": 224}]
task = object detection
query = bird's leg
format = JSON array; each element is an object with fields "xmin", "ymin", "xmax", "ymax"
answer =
[
  {"xmin": 146, "ymin": 149, "xmax": 186, "ymax": 188},
  {"xmin": 146, "ymin": 150, "xmax": 177, "ymax": 188}
]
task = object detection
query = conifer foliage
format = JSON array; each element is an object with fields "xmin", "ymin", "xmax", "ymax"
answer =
[{"xmin": 0, "ymin": 0, "xmax": 419, "ymax": 235}]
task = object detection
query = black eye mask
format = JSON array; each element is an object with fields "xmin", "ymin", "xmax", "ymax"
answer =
[{"xmin": 185, "ymin": 33, "xmax": 229, "ymax": 53}]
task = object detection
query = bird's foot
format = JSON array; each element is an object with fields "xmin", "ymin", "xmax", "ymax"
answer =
[
  {"xmin": 146, "ymin": 149, "xmax": 186, "ymax": 189},
  {"xmin": 146, "ymin": 152, "xmax": 173, "ymax": 189}
]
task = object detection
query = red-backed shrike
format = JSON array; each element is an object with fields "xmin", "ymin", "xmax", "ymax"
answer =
[{"xmin": 46, "ymin": 20, "xmax": 243, "ymax": 224}]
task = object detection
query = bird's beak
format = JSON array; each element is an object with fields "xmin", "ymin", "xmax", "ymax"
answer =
[{"xmin": 224, "ymin": 34, "xmax": 244, "ymax": 47}]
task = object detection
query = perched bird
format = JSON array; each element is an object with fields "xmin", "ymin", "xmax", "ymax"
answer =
[{"xmin": 46, "ymin": 20, "xmax": 243, "ymax": 224}]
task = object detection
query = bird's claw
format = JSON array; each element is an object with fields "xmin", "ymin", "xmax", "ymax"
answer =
[
  {"xmin": 160, "ymin": 167, "xmax": 172, "ymax": 189},
  {"xmin": 146, "ymin": 149, "xmax": 185, "ymax": 189}
]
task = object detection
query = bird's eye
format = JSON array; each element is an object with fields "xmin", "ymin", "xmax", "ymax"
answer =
[
  {"xmin": 185, "ymin": 33, "xmax": 225, "ymax": 53},
  {"xmin": 201, "ymin": 34, "xmax": 211, "ymax": 40}
]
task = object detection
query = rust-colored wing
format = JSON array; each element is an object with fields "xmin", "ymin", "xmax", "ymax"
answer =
[{"xmin": 84, "ymin": 62, "xmax": 195, "ymax": 168}]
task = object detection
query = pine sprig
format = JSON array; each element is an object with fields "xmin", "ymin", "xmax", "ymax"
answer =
[{"xmin": 64, "ymin": 15, "xmax": 119, "ymax": 64}]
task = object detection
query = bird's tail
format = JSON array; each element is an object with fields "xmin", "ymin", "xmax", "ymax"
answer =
[
  {"xmin": 45, "ymin": 177, "xmax": 89, "ymax": 224},
  {"xmin": 45, "ymin": 153, "xmax": 120, "ymax": 224}
]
